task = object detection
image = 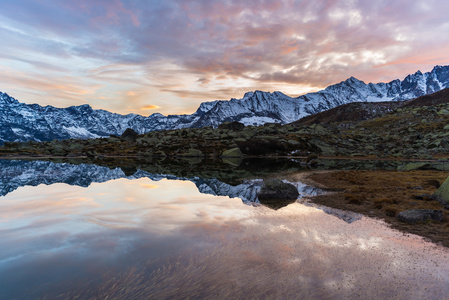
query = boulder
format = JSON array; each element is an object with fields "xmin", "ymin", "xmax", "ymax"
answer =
[
  {"xmin": 258, "ymin": 179, "xmax": 299, "ymax": 210},
  {"xmin": 258, "ymin": 179, "xmax": 299, "ymax": 201},
  {"xmin": 218, "ymin": 121, "xmax": 245, "ymax": 131},
  {"xmin": 221, "ymin": 147, "xmax": 244, "ymax": 158},
  {"xmin": 121, "ymin": 128, "xmax": 138, "ymax": 141},
  {"xmin": 397, "ymin": 209, "xmax": 443, "ymax": 224}
]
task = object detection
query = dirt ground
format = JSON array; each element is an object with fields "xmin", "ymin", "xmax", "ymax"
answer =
[{"xmin": 296, "ymin": 170, "xmax": 449, "ymax": 247}]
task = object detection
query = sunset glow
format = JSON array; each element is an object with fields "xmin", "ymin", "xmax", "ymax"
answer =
[{"xmin": 1, "ymin": 0, "xmax": 448, "ymax": 115}]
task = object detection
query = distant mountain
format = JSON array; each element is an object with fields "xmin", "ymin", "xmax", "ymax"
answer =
[{"xmin": 1, "ymin": 65, "xmax": 449, "ymax": 143}]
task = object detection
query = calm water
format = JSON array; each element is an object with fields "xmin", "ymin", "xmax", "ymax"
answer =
[{"xmin": 1, "ymin": 159, "xmax": 449, "ymax": 299}]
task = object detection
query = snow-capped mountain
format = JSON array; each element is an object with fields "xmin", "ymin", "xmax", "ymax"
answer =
[{"xmin": 1, "ymin": 65, "xmax": 448, "ymax": 143}]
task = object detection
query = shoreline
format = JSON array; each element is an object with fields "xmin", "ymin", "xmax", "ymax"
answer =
[
  {"xmin": 0, "ymin": 154, "xmax": 445, "ymax": 162},
  {"xmin": 300, "ymin": 169, "xmax": 449, "ymax": 247}
]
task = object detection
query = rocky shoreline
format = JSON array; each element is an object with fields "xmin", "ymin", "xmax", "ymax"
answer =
[
  {"xmin": 2, "ymin": 91, "xmax": 449, "ymax": 160},
  {"xmin": 302, "ymin": 169, "xmax": 449, "ymax": 247}
]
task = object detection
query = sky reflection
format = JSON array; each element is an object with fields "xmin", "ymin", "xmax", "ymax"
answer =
[{"xmin": 1, "ymin": 177, "xmax": 449, "ymax": 299}]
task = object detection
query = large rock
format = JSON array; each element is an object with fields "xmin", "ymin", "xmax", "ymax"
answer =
[
  {"xmin": 120, "ymin": 128, "xmax": 138, "ymax": 141},
  {"xmin": 218, "ymin": 121, "xmax": 245, "ymax": 131},
  {"xmin": 397, "ymin": 209, "xmax": 443, "ymax": 224},
  {"xmin": 432, "ymin": 175, "xmax": 449, "ymax": 207},
  {"xmin": 258, "ymin": 179, "xmax": 299, "ymax": 208},
  {"xmin": 258, "ymin": 179, "xmax": 299, "ymax": 200}
]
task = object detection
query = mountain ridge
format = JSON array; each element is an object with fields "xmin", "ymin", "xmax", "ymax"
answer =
[{"xmin": 1, "ymin": 65, "xmax": 449, "ymax": 143}]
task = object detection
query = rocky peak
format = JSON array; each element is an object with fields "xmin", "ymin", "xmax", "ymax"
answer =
[
  {"xmin": 0, "ymin": 92, "xmax": 18, "ymax": 105},
  {"xmin": 1, "ymin": 65, "xmax": 449, "ymax": 143}
]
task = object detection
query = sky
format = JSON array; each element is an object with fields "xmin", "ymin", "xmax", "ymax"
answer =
[{"xmin": 1, "ymin": 0, "xmax": 449, "ymax": 116}]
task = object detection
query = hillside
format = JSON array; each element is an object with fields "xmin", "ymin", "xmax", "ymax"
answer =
[
  {"xmin": 2, "ymin": 87, "xmax": 449, "ymax": 160},
  {"xmin": 1, "ymin": 65, "xmax": 449, "ymax": 144},
  {"xmin": 292, "ymin": 101, "xmax": 402, "ymax": 126}
]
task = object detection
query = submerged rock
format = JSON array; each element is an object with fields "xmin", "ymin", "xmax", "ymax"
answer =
[{"xmin": 397, "ymin": 209, "xmax": 443, "ymax": 224}]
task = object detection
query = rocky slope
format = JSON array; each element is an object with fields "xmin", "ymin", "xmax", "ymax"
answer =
[
  {"xmin": 3, "ymin": 87, "xmax": 449, "ymax": 160},
  {"xmin": 1, "ymin": 65, "xmax": 449, "ymax": 143},
  {"xmin": 292, "ymin": 101, "xmax": 402, "ymax": 126}
]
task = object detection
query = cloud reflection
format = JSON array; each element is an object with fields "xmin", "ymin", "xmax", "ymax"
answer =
[{"xmin": 1, "ymin": 177, "xmax": 449, "ymax": 298}]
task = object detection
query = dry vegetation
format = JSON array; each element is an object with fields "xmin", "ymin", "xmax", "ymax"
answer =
[{"xmin": 307, "ymin": 170, "xmax": 449, "ymax": 247}]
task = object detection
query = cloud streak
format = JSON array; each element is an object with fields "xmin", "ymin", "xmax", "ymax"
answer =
[{"xmin": 0, "ymin": 0, "xmax": 448, "ymax": 115}]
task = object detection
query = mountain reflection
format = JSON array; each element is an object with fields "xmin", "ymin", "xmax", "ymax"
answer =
[
  {"xmin": 0, "ymin": 159, "xmax": 362, "ymax": 222},
  {"xmin": 0, "ymin": 159, "xmax": 316, "ymax": 204}
]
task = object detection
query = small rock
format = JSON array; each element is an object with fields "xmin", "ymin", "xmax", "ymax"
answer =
[
  {"xmin": 414, "ymin": 194, "xmax": 431, "ymax": 201},
  {"xmin": 397, "ymin": 209, "xmax": 443, "ymax": 224}
]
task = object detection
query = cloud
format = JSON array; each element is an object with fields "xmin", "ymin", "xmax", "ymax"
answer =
[
  {"xmin": 140, "ymin": 105, "xmax": 160, "ymax": 110},
  {"xmin": 0, "ymin": 0, "xmax": 449, "ymax": 115}
]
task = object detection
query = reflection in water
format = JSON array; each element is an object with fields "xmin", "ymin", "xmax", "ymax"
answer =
[
  {"xmin": 0, "ymin": 160, "xmax": 448, "ymax": 299},
  {"xmin": 0, "ymin": 159, "xmax": 319, "ymax": 206},
  {"xmin": 0, "ymin": 159, "xmax": 356, "ymax": 222}
]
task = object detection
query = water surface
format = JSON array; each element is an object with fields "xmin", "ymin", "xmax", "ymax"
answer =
[{"xmin": 0, "ymin": 159, "xmax": 448, "ymax": 299}]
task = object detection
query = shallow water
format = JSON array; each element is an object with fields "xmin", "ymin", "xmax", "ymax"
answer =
[{"xmin": 1, "ymin": 160, "xmax": 449, "ymax": 299}]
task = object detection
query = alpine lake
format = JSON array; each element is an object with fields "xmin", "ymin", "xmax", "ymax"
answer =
[{"xmin": 1, "ymin": 157, "xmax": 449, "ymax": 299}]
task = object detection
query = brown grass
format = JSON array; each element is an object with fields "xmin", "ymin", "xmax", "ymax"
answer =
[{"xmin": 307, "ymin": 170, "xmax": 449, "ymax": 247}]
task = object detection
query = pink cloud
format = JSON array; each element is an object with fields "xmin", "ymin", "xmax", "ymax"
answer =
[{"xmin": 1, "ymin": 0, "xmax": 449, "ymax": 114}]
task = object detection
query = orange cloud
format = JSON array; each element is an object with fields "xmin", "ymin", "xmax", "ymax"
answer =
[{"xmin": 140, "ymin": 105, "xmax": 160, "ymax": 110}]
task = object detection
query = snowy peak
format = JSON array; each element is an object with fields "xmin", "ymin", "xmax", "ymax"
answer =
[
  {"xmin": 1, "ymin": 65, "xmax": 449, "ymax": 143},
  {"xmin": 0, "ymin": 92, "xmax": 19, "ymax": 105}
]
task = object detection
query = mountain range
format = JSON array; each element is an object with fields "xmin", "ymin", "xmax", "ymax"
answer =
[{"xmin": 1, "ymin": 65, "xmax": 449, "ymax": 143}]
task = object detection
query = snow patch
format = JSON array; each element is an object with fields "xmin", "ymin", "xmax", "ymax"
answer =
[
  {"xmin": 239, "ymin": 116, "xmax": 279, "ymax": 126},
  {"xmin": 63, "ymin": 126, "xmax": 100, "ymax": 138}
]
